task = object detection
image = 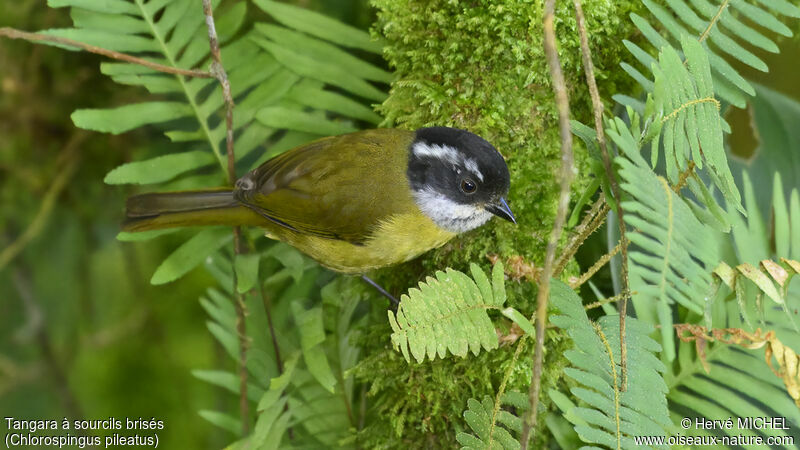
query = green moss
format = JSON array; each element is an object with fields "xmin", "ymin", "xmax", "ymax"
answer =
[{"xmin": 356, "ymin": 0, "xmax": 644, "ymax": 447}]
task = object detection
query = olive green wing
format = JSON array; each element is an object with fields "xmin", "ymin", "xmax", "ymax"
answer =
[{"xmin": 239, "ymin": 129, "xmax": 416, "ymax": 244}]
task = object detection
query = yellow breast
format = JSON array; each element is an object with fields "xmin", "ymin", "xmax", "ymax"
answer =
[{"xmin": 269, "ymin": 211, "xmax": 456, "ymax": 274}]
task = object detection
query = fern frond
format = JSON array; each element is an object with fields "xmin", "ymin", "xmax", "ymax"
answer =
[
  {"xmin": 50, "ymin": 0, "xmax": 386, "ymax": 188},
  {"xmin": 666, "ymin": 342, "xmax": 800, "ymax": 444},
  {"xmin": 549, "ymin": 280, "xmax": 672, "ymax": 449},
  {"xmin": 608, "ymin": 116, "xmax": 719, "ymax": 361},
  {"xmin": 625, "ymin": 0, "xmax": 800, "ymax": 108},
  {"xmin": 665, "ymin": 169, "xmax": 800, "ymax": 444},
  {"xmin": 225, "ymin": 353, "xmax": 299, "ymax": 450},
  {"xmin": 46, "ymin": 0, "xmax": 249, "ymax": 170},
  {"xmin": 713, "ymin": 171, "xmax": 800, "ymax": 331},
  {"xmin": 286, "ymin": 370, "xmax": 353, "ymax": 446},
  {"xmin": 456, "ymin": 391, "xmax": 529, "ymax": 450},
  {"xmin": 389, "ymin": 262, "xmax": 519, "ymax": 363},
  {"xmin": 651, "ymin": 37, "xmax": 741, "ymax": 212}
]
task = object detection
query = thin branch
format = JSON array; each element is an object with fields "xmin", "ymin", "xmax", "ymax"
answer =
[
  {"xmin": 553, "ymin": 197, "xmax": 609, "ymax": 276},
  {"xmin": 202, "ymin": 0, "xmax": 249, "ymax": 435},
  {"xmin": 0, "ymin": 132, "xmax": 86, "ymax": 271},
  {"xmin": 570, "ymin": 241, "xmax": 622, "ymax": 289},
  {"xmin": 573, "ymin": 0, "xmax": 630, "ymax": 390},
  {"xmin": 698, "ymin": 0, "xmax": 729, "ymax": 43},
  {"xmin": 488, "ymin": 337, "xmax": 528, "ymax": 444},
  {"xmin": 584, "ymin": 292, "xmax": 629, "ymax": 311},
  {"xmin": 673, "ymin": 160, "xmax": 696, "ymax": 192},
  {"xmin": 0, "ymin": 27, "xmax": 211, "ymax": 78},
  {"xmin": 519, "ymin": 1, "xmax": 575, "ymax": 446},
  {"xmin": 258, "ymin": 282, "xmax": 292, "ymax": 439},
  {"xmin": 259, "ymin": 285, "xmax": 284, "ymax": 374}
]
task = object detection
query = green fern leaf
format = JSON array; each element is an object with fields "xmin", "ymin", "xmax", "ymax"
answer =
[
  {"xmin": 666, "ymin": 343, "xmax": 800, "ymax": 444},
  {"xmin": 150, "ymin": 227, "xmax": 232, "ymax": 285},
  {"xmin": 651, "ymin": 37, "xmax": 742, "ymax": 212},
  {"xmin": 292, "ymin": 302, "xmax": 338, "ymax": 394},
  {"xmin": 251, "ymin": 0, "xmax": 383, "ymax": 53},
  {"xmin": 225, "ymin": 353, "xmax": 299, "ymax": 450},
  {"xmin": 192, "ymin": 370, "xmax": 264, "ymax": 402},
  {"xmin": 716, "ymin": 171, "xmax": 800, "ymax": 331},
  {"xmin": 457, "ymin": 391, "xmax": 529, "ymax": 450},
  {"xmin": 608, "ymin": 116, "xmax": 719, "ymax": 361},
  {"xmin": 198, "ymin": 410, "xmax": 241, "ymax": 435},
  {"xmin": 627, "ymin": 0, "xmax": 798, "ymax": 108},
  {"xmin": 286, "ymin": 370, "xmax": 352, "ymax": 445},
  {"xmin": 549, "ymin": 280, "xmax": 672, "ymax": 449},
  {"xmin": 389, "ymin": 262, "xmax": 517, "ymax": 363}
]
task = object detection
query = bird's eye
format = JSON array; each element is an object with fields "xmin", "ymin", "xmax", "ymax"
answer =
[{"xmin": 460, "ymin": 178, "xmax": 477, "ymax": 194}]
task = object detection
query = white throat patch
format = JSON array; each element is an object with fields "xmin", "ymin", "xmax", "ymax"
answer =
[{"xmin": 413, "ymin": 187, "xmax": 492, "ymax": 233}]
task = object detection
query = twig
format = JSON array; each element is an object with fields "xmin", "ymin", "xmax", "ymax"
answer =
[
  {"xmin": 259, "ymin": 285, "xmax": 284, "ymax": 374},
  {"xmin": 0, "ymin": 132, "xmax": 86, "ymax": 271},
  {"xmin": 553, "ymin": 197, "xmax": 609, "ymax": 276},
  {"xmin": 573, "ymin": 0, "xmax": 630, "ymax": 390},
  {"xmin": 584, "ymin": 292, "xmax": 629, "ymax": 310},
  {"xmin": 570, "ymin": 241, "xmax": 622, "ymax": 289},
  {"xmin": 202, "ymin": 0, "xmax": 249, "ymax": 434},
  {"xmin": 488, "ymin": 337, "xmax": 528, "ymax": 444},
  {"xmin": 519, "ymin": 1, "xmax": 575, "ymax": 447},
  {"xmin": 0, "ymin": 27, "xmax": 211, "ymax": 78},
  {"xmin": 673, "ymin": 160, "xmax": 696, "ymax": 192}
]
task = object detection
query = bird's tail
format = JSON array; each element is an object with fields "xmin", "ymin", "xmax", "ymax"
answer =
[{"xmin": 123, "ymin": 188, "xmax": 263, "ymax": 232}]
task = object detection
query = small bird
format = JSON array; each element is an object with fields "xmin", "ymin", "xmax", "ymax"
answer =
[{"xmin": 124, "ymin": 127, "xmax": 515, "ymax": 274}]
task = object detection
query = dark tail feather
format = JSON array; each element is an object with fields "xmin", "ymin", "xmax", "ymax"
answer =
[{"xmin": 123, "ymin": 189, "xmax": 263, "ymax": 232}]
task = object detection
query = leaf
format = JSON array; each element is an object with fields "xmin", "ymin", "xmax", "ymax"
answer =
[
  {"xmin": 549, "ymin": 280, "xmax": 672, "ymax": 449},
  {"xmin": 626, "ymin": 0, "xmax": 797, "ymax": 108},
  {"xmin": 198, "ymin": 410, "xmax": 241, "ymax": 435},
  {"xmin": 389, "ymin": 264, "xmax": 506, "ymax": 363},
  {"xmin": 651, "ymin": 37, "xmax": 742, "ymax": 212},
  {"xmin": 254, "ymin": 23, "xmax": 392, "ymax": 83},
  {"xmin": 492, "ymin": 260, "xmax": 507, "ymax": 307},
  {"xmin": 501, "ymin": 308, "xmax": 535, "ymax": 338},
  {"xmin": 251, "ymin": 0, "xmax": 382, "ymax": 53},
  {"xmin": 191, "ymin": 370, "xmax": 264, "ymax": 402},
  {"xmin": 457, "ymin": 393, "xmax": 528, "ymax": 450},
  {"xmin": 255, "ymin": 106, "xmax": 358, "ymax": 136},
  {"xmin": 667, "ymin": 345, "xmax": 800, "ymax": 444},
  {"xmin": 104, "ymin": 150, "xmax": 215, "ymax": 185},
  {"xmin": 55, "ymin": 0, "xmax": 383, "ymax": 191},
  {"xmin": 72, "ymin": 102, "xmax": 192, "ymax": 134},
  {"xmin": 283, "ymin": 367, "xmax": 352, "ymax": 444},
  {"xmin": 736, "ymin": 263, "xmax": 782, "ymax": 305},
  {"xmin": 116, "ymin": 229, "xmax": 178, "ymax": 242},
  {"xmin": 265, "ymin": 243, "xmax": 305, "ymax": 283},
  {"xmin": 292, "ymin": 303, "xmax": 337, "ymax": 393},
  {"xmin": 234, "ymin": 253, "xmax": 260, "ymax": 294},
  {"xmin": 252, "ymin": 37, "xmax": 387, "ymax": 102},
  {"xmin": 608, "ymin": 116, "xmax": 719, "ymax": 361},
  {"xmin": 150, "ymin": 228, "xmax": 231, "ymax": 285}
]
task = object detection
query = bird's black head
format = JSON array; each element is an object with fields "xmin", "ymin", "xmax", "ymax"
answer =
[{"xmin": 407, "ymin": 127, "xmax": 515, "ymax": 233}]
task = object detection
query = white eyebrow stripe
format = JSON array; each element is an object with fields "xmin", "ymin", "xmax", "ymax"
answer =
[
  {"xmin": 464, "ymin": 158, "xmax": 483, "ymax": 182},
  {"xmin": 413, "ymin": 142, "xmax": 485, "ymax": 181},
  {"xmin": 412, "ymin": 142, "xmax": 461, "ymax": 163}
]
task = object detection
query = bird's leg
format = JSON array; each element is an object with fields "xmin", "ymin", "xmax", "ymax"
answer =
[{"xmin": 360, "ymin": 274, "xmax": 399, "ymax": 305}]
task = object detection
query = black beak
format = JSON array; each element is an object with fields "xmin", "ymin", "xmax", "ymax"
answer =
[{"xmin": 486, "ymin": 197, "xmax": 516, "ymax": 224}]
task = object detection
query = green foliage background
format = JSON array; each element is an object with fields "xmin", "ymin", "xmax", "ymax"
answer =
[{"xmin": 1, "ymin": 0, "xmax": 800, "ymax": 449}]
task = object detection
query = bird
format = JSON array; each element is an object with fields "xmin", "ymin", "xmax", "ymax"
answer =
[{"xmin": 123, "ymin": 127, "xmax": 515, "ymax": 278}]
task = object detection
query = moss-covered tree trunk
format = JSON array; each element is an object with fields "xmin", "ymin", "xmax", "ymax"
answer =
[{"xmin": 354, "ymin": 1, "xmax": 644, "ymax": 447}]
